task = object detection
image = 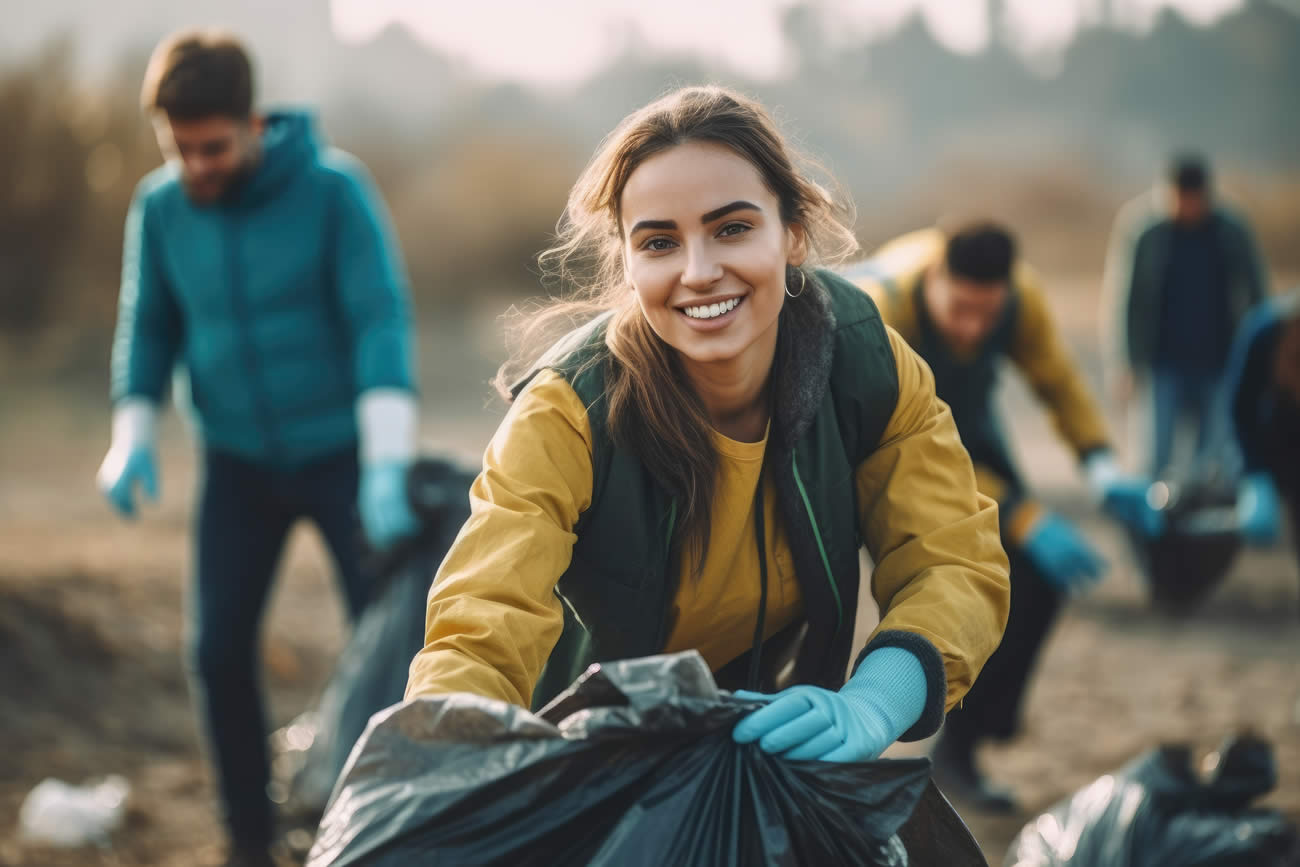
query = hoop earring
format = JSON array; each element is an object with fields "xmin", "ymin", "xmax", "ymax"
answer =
[{"xmin": 785, "ymin": 268, "xmax": 807, "ymax": 299}]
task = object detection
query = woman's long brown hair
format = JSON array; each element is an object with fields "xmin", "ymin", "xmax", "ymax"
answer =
[{"xmin": 494, "ymin": 86, "xmax": 858, "ymax": 569}]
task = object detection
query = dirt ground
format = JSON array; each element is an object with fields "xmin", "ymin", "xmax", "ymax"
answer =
[{"xmin": 1, "ymin": 285, "xmax": 1298, "ymax": 866}]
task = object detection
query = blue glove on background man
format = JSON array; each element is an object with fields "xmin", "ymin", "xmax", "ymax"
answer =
[
  {"xmin": 97, "ymin": 398, "xmax": 160, "ymax": 519},
  {"xmin": 357, "ymin": 389, "xmax": 420, "ymax": 550},
  {"xmin": 1237, "ymin": 472, "xmax": 1281, "ymax": 546},
  {"xmin": 1085, "ymin": 451, "xmax": 1163, "ymax": 537},
  {"xmin": 732, "ymin": 646, "xmax": 927, "ymax": 762},
  {"xmin": 1022, "ymin": 511, "xmax": 1107, "ymax": 593}
]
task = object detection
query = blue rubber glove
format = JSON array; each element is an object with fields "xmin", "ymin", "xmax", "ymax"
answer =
[
  {"xmin": 360, "ymin": 460, "xmax": 419, "ymax": 550},
  {"xmin": 1237, "ymin": 472, "xmax": 1281, "ymax": 546},
  {"xmin": 731, "ymin": 646, "xmax": 927, "ymax": 762},
  {"xmin": 97, "ymin": 399, "xmax": 159, "ymax": 520},
  {"xmin": 1085, "ymin": 452, "xmax": 1163, "ymax": 537},
  {"xmin": 1022, "ymin": 512, "xmax": 1107, "ymax": 593},
  {"xmin": 99, "ymin": 447, "xmax": 159, "ymax": 519}
]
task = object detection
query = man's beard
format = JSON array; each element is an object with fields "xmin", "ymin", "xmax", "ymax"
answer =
[{"xmin": 183, "ymin": 154, "xmax": 258, "ymax": 205}]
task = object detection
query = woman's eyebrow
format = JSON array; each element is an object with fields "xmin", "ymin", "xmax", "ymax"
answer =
[
  {"xmin": 629, "ymin": 218, "xmax": 677, "ymax": 234},
  {"xmin": 701, "ymin": 200, "xmax": 761, "ymax": 223},
  {"xmin": 628, "ymin": 201, "xmax": 761, "ymax": 235}
]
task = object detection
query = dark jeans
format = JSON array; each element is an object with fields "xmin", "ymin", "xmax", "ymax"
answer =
[
  {"xmin": 188, "ymin": 446, "xmax": 370, "ymax": 847},
  {"xmin": 942, "ymin": 535, "xmax": 1063, "ymax": 747},
  {"xmin": 1146, "ymin": 367, "xmax": 1225, "ymax": 477}
]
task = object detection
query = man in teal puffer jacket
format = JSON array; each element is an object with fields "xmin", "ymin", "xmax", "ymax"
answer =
[{"xmin": 94, "ymin": 31, "xmax": 419, "ymax": 867}]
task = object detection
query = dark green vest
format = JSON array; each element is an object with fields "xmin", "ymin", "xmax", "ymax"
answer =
[
  {"xmin": 909, "ymin": 278, "xmax": 1024, "ymax": 493},
  {"xmin": 863, "ymin": 274, "xmax": 1024, "ymax": 499},
  {"xmin": 514, "ymin": 270, "xmax": 902, "ymax": 709}
]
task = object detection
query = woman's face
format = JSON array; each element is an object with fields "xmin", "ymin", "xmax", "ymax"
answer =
[{"xmin": 620, "ymin": 140, "xmax": 806, "ymax": 369}]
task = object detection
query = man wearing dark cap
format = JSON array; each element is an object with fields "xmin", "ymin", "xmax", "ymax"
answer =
[
  {"xmin": 1103, "ymin": 155, "xmax": 1269, "ymax": 476},
  {"xmin": 846, "ymin": 224, "xmax": 1161, "ymax": 811}
]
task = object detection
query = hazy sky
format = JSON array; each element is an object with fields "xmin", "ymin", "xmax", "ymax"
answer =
[{"xmin": 330, "ymin": 0, "xmax": 1246, "ymax": 84}]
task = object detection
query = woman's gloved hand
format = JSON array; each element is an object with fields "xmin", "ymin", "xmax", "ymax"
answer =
[
  {"xmin": 731, "ymin": 646, "xmax": 926, "ymax": 762},
  {"xmin": 1022, "ymin": 511, "xmax": 1107, "ymax": 593}
]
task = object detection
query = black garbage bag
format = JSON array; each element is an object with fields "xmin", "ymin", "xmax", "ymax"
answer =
[
  {"xmin": 1005, "ymin": 735, "xmax": 1297, "ymax": 867},
  {"xmin": 1126, "ymin": 470, "xmax": 1243, "ymax": 614},
  {"xmin": 271, "ymin": 456, "xmax": 475, "ymax": 814},
  {"xmin": 307, "ymin": 651, "xmax": 988, "ymax": 867}
]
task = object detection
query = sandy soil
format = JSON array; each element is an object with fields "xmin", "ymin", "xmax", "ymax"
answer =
[{"xmin": 1, "ymin": 288, "xmax": 1297, "ymax": 866}]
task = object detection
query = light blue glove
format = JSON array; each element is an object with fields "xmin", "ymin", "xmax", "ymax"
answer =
[
  {"xmin": 97, "ymin": 399, "xmax": 160, "ymax": 520},
  {"xmin": 1237, "ymin": 472, "xmax": 1281, "ymax": 546},
  {"xmin": 731, "ymin": 646, "xmax": 927, "ymax": 762},
  {"xmin": 1085, "ymin": 452, "xmax": 1163, "ymax": 537},
  {"xmin": 1022, "ymin": 512, "xmax": 1107, "ymax": 592},
  {"xmin": 1099, "ymin": 477, "xmax": 1164, "ymax": 537},
  {"xmin": 99, "ymin": 447, "xmax": 158, "ymax": 519},
  {"xmin": 360, "ymin": 460, "xmax": 419, "ymax": 550}
]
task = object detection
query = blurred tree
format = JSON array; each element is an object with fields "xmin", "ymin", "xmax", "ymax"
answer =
[{"xmin": 0, "ymin": 39, "xmax": 90, "ymax": 334}]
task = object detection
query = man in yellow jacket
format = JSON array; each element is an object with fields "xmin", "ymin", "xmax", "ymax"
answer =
[{"xmin": 847, "ymin": 223, "xmax": 1160, "ymax": 811}]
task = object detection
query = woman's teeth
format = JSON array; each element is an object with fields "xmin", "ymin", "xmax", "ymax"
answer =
[{"xmin": 682, "ymin": 297, "xmax": 741, "ymax": 320}]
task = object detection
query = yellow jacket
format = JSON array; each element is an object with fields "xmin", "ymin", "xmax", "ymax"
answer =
[
  {"xmin": 854, "ymin": 229, "xmax": 1112, "ymax": 542},
  {"xmin": 407, "ymin": 323, "xmax": 1009, "ymax": 715}
]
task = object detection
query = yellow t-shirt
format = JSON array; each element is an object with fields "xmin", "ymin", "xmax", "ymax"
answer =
[{"xmin": 662, "ymin": 427, "xmax": 803, "ymax": 669}]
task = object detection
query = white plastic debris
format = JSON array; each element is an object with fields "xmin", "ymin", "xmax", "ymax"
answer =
[{"xmin": 18, "ymin": 775, "xmax": 130, "ymax": 847}]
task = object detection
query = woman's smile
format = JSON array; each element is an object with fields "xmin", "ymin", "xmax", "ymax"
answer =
[{"xmin": 678, "ymin": 294, "xmax": 747, "ymax": 329}]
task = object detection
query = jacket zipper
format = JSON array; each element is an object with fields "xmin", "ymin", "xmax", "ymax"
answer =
[
  {"xmin": 223, "ymin": 214, "xmax": 281, "ymax": 462},
  {"xmin": 651, "ymin": 499, "xmax": 680, "ymax": 653}
]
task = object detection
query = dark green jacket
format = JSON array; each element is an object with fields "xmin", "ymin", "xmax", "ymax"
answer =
[{"xmin": 1104, "ymin": 193, "xmax": 1267, "ymax": 375}]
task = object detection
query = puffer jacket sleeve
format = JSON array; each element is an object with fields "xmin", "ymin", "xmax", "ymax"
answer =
[
  {"xmin": 110, "ymin": 180, "xmax": 182, "ymax": 404},
  {"xmin": 326, "ymin": 154, "xmax": 417, "ymax": 396}
]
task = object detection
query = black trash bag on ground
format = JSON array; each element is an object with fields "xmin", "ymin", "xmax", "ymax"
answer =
[
  {"xmin": 306, "ymin": 651, "xmax": 987, "ymax": 867},
  {"xmin": 1005, "ymin": 734, "xmax": 1298, "ymax": 867},
  {"xmin": 1125, "ymin": 470, "xmax": 1243, "ymax": 614},
  {"xmin": 271, "ymin": 456, "xmax": 475, "ymax": 815}
]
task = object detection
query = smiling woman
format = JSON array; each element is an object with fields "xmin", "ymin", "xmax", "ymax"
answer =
[{"xmin": 407, "ymin": 86, "xmax": 1010, "ymax": 771}]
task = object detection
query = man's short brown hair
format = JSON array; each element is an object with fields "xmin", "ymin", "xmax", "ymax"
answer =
[{"xmin": 141, "ymin": 30, "xmax": 254, "ymax": 120}]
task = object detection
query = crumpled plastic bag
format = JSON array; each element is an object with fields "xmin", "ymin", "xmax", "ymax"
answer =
[
  {"xmin": 19, "ymin": 775, "xmax": 130, "ymax": 848},
  {"xmin": 307, "ymin": 651, "xmax": 986, "ymax": 866},
  {"xmin": 1005, "ymin": 734, "xmax": 1297, "ymax": 866}
]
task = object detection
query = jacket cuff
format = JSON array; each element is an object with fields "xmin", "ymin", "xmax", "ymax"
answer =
[
  {"xmin": 1077, "ymin": 444, "xmax": 1113, "ymax": 466},
  {"xmin": 854, "ymin": 629, "xmax": 947, "ymax": 742},
  {"xmin": 1003, "ymin": 499, "xmax": 1046, "ymax": 547},
  {"xmin": 109, "ymin": 397, "xmax": 158, "ymax": 451},
  {"xmin": 357, "ymin": 388, "xmax": 418, "ymax": 465}
]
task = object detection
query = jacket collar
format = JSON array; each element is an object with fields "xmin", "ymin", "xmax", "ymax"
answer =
[{"xmin": 770, "ymin": 272, "xmax": 836, "ymax": 452}]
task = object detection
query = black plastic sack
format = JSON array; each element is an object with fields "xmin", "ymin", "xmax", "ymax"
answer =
[
  {"xmin": 271, "ymin": 457, "xmax": 475, "ymax": 814},
  {"xmin": 307, "ymin": 651, "xmax": 987, "ymax": 866},
  {"xmin": 1005, "ymin": 735, "xmax": 1297, "ymax": 867},
  {"xmin": 1126, "ymin": 471, "xmax": 1243, "ymax": 614}
]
